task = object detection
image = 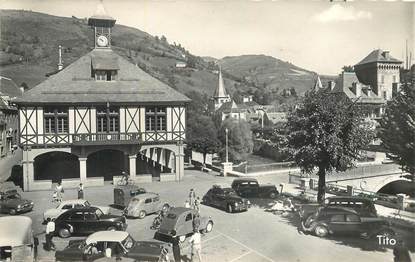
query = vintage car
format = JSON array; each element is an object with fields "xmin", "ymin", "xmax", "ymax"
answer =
[
  {"xmin": 0, "ymin": 216, "xmax": 35, "ymax": 262},
  {"xmin": 298, "ymin": 196, "xmax": 378, "ymax": 220},
  {"xmin": 123, "ymin": 192, "xmax": 170, "ymax": 219},
  {"xmin": 202, "ymin": 185, "xmax": 250, "ymax": 213},
  {"xmin": 231, "ymin": 178, "xmax": 279, "ymax": 199},
  {"xmin": 54, "ymin": 207, "xmax": 127, "ymax": 238},
  {"xmin": 0, "ymin": 182, "xmax": 34, "ymax": 215},
  {"xmin": 301, "ymin": 206, "xmax": 394, "ymax": 238},
  {"xmin": 55, "ymin": 231, "xmax": 173, "ymax": 262},
  {"xmin": 113, "ymin": 185, "xmax": 147, "ymax": 207},
  {"xmin": 44, "ymin": 199, "xmax": 110, "ymax": 222},
  {"xmin": 156, "ymin": 207, "xmax": 213, "ymax": 242}
]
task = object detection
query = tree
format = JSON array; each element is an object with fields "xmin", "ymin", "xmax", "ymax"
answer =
[
  {"xmin": 287, "ymin": 90, "xmax": 375, "ymax": 202},
  {"xmin": 218, "ymin": 119, "xmax": 254, "ymax": 163},
  {"xmin": 379, "ymin": 83, "xmax": 415, "ymax": 178},
  {"xmin": 342, "ymin": 65, "xmax": 354, "ymax": 72}
]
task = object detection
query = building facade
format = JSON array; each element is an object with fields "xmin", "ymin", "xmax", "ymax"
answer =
[{"xmin": 15, "ymin": 6, "xmax": 190, "ymax": 191}]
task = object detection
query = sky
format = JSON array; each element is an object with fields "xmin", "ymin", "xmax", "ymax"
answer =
[{"xmin": 0, "ymin": 0, "xmax": 413, "ymax": 75}]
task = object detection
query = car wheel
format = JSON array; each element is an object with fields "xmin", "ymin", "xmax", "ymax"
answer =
[
  {"xmin": 9, "ymin": 209, "xmax": 16, "ymax": 215},
  {"xmin": 58, "ymin": 228, "xmax": 71, "ymax": 238},
  {"xmin": 205, "ymin": 221, "xmax": 213, "ymax": 233},
  {"xmin": 227, "ymin": 204, "xmax": 233, "ymax": 213},
  {"xmin": 179, "ymin": 235, "xmax": 186, "ymax": 243},
  {"xmin": 314, "ymin": 225, "xmax": 328, "ymax": 237},
  {"xmin": 107, "ymin": 226, "xmax": 117, "ymax": 231},
  {"xmin": 162, "ymin": 204, "xmax": 170, "ymax": 212},
  {"xmin": 269, "ymin": 192, "xmax": 277, "ymax": 199},
  {"xmin": 138, "ymin": 210, "xmax": 146, "ymax": 219}
]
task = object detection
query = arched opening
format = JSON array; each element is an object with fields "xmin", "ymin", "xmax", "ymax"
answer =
[
  {"xmin": 137, "ymin": 147, "xmax": 175, "ymax": 181},
  {"xmin": 87, "ymin": 149, "xmax": 127, "ymax": 181},
  {"xmin": 377, "ymin": 180, "xmax": 415, "ymax": 197},
  {"xmin": 34, "ymin": 152, "xmax": 79, "ymax": 182}
]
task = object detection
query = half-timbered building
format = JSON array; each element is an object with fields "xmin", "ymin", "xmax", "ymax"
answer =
[{"xmin": 15, "ymin": 6, "xmax": 190, "ymax": 191}]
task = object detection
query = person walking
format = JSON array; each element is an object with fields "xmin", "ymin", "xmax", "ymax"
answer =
[
  {"xmin": 188, "ymin": 229, "xmax": 202, "ymax": 262},
  {"xmin": 194, "ymin": 197, "xmax": 201, "ymax": 213},
  {"xmin": 45, "ymin": 218, "xmax": 56, "ymax": 251},
  {"xmin": 77, "ymin": 183, "xmax": 84, "ymax": 199},
  {"xmin": 193, "ymin": 213, "xmax": 201, "ymax": 233},
  {"xmin": 55, "ymin": 182, "xmax": 64, "ymax": 202},
  {"xmin": 393, "ymin": 239, "xmax": 412, "ymax": 262},
  {"xmin": 171, "ymin": 237, "xmax": 181, "ymax": 262},
  {"xmin": 189, "ymin": 189, "xmax": 196, "ymax": 209}
]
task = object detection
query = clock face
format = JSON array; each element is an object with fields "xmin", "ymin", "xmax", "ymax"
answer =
[{"xmin": 96, "ymin": 35, "xmax": 109, "ymax": 47}]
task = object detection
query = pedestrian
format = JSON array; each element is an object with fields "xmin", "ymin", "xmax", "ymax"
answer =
[
  {"xmin": 393, "ymin": 239, "xmax": 412, "ymax": 262},
  {"xmin": 194, "ymin": 197, "xmax": 201, "ymax": 213},
  {"xmin": 188, "ymin": 229, "xmax": 202, "ymax": 262},
  {"xmin": 189, "ymin": 189, "xmax": 196, "ymax": 208},
  {"xmin": 55, "ymin": 182, "xmax": 64, "ymax": 202},
  {"xmin": 192, "ymin": 213, "xmax": 201, "ymax": 233},
  {"xmin": 77, "ymin": 183, "xmax": 84, "ymax": 199},
  {"xmin": 45, "ymin": 218, "xmax": 55, "ymax": 251},
  {"xmin": 171, "ymin": 237, "xmax": 181, "ymax": 262}
]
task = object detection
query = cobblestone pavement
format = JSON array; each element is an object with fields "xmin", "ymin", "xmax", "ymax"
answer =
[{"xmin": 4, "ymin": 170, "xmax": 414, "ymax": 262}]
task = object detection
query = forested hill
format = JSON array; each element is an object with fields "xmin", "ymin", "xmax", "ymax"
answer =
[{"xmin": 0, "ymin": 10, "xmax": 334, "ymax": 105}]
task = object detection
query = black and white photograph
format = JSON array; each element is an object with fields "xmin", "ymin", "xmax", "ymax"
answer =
[{"xmin": 0, "ymin": 0, "xmax": 414, "ymax": 261}]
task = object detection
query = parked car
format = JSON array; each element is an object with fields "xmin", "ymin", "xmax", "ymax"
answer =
[
  {"xmin": 301, "ymin": 206, "xmax": 394, "ymax": 238},
  {"xmin": 113, "ymin": 185, "xmax": 146, "ymax": 207},
  {"xmin": 231, "ymin": 178, "xmax": 278, "ymax": 199},
  {"xmin": 123, "ymin": 192, "xmax": 170, "ymax": 219},
  {"xmin": 44, "ymin": 199, "xmax": 110, "ymax": 222},
  {"xmin": 298, "ymin": 196, "xmax": 378, "ymax": 220},
  {"xmin": 54, "ymin": 207, "xmax": 127, "ymax": 238},
  {"xmin": 0, "ymin": 216, "xmax": 35, "ymax": 261},
  {"xmin": 202, "ymin": 185, "xmax": 250, "ymax": 213},
  {"xmin": 0, "ymin": 182, "xmax": 34, "ymax": 215},
  {"xmin": 156, "ymin": 207, "xmax": 213, "ymax": 242},
  {"xmin": 55, "ymin": 231, "xmax": 172, "ymax": 262}
]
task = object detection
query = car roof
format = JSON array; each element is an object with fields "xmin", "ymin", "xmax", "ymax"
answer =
[
  {"xmin": 59, "ymin": 199, "xmax": 87, "ymax": 205},
  {"xmin": 322, "ymin": 206, "xmax": 360, "ymax": 215},
  {"xmin": 86, "ymin": 231, "xmax": 129, "ymax": 245},
  {"xmin": 0, "ymin": 216, "xmax": 32, "ymax": 247},
  {"xmin": 168, "ymin": 207, "xmax": 193, "ymax": 215},
  {"xmin": 232, "ymin": 178, "xmax": 257, "ymax": 182},
  {"xmin": 64, "ymin": 206, "xmax": 98, "ymax": 212},
  {"xmin": 131, "ymin": 192, "xmax": 159, "ymax": 199}
]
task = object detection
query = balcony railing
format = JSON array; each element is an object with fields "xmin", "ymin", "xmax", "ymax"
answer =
[{"xmin": 72, "ymin": 133, "xmax": 141, "ymax": 145}]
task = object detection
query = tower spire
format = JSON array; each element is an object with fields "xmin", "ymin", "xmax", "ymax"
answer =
[
  {"xmin": 314, "ymin": 75, "xmax": 323, "ymax": 90},
  {"xmin": 215, "ymin": 66, "xmax": 228, "ymax": 98}
]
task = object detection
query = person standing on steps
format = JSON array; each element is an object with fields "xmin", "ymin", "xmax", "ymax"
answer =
[
  {"xmin": 77, "ymin": 183, "xmax": 84, "ymax": 199},
  {"xmin": 55, "ymin": 181, "xmax": 64, "ymax": 202}
]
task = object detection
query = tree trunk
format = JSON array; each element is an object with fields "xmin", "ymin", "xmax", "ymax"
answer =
[{"xmin": 317, "ymin": 168, "xmax": 326, "ymax": 203}]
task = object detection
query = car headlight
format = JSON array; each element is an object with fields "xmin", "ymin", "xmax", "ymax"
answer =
[
  {"xmin": 234, "ymin": 202, "xmax": 238, "ymax": 207},
  {"xmin": 17, "ymin": 205, "xmax": 21, "ymax": 209}
]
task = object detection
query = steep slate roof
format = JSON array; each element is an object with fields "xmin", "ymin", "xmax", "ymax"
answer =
[
  {"xmin": 15, "ymin": 49, "xmax": 190, "ymax": 105},
  {"xmin": 355, "ymin": 49, "xmax": 402, "ymax": 66},
  {"xmin": 217, "ymin": 100, "xmax": 245, "ymax": 113}
]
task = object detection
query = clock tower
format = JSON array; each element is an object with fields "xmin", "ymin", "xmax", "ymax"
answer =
[{"xmin": 88, "ymin": 1, "xmax": 116, "ymax": 49}]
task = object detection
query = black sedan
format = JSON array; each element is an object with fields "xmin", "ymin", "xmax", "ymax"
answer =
[
  {"xmin": 55, "ymin": 231, "xmax": 172, "ymax": 261},
  {"xmin": 301, "ymin": 206, "xmax": 394, "ymax": 239},
  {"xmin": 54, "ymin": 207, "xmax": 127, "ymax": 238},
  {"xmin": 202, "ymin": 185, "xmax": 250, "ymax": 213}
]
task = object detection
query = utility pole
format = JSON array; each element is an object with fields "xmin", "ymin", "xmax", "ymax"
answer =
[{"xmin": 225, "ymin": 128, "xmax": 229, "ymax": 163}]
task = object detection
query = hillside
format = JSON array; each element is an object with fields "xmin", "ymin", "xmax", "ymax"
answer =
[{"xmin": 0, "ymin": 10, "xmax": 331, "ymax": 105}]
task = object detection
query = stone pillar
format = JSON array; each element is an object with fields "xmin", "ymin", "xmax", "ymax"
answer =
[
  {"xmin": 222, "ymin": 162, "xmax": 233, "ymax": 176},
  {"xmin": 79, "ymin": 157, "xmax": 87, "ymax": 183},
  {"xmin": 22, "ymin": 160, "xmax": 34, "ymax": 192},
  {"xmin": 175, "ymin": 145, "xmax": 184, "ymax": 181},
  {"xmin": 129, "ymin": 155, "xmax": 137, "ymax": 179}
]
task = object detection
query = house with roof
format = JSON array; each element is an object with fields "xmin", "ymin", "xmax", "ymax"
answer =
[
  {"xmin": 0, "ymin": 76, "xmax": 22, "ymax": 157},
  {"xmin": 14, "ymin": 4, "xmax": 190, "ymax": 191},
  {"xmin": 332, "ymin": 49, "xmax": 402, "ymax": 120}
]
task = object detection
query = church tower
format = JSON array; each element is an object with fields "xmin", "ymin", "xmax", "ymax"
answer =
[
  {"xmin": 88, "ymin": 1, "xmax": 116, "ymax": 49},
  {"xmin": 212, "ymin": 67, "xmax": 231, "ymax": 111}
]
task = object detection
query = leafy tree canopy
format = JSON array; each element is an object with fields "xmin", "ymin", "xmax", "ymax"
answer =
[
  {"xmin": 379, "ymin": 83, "xmax": 415, "ymax": 176},
  {"xmin": 287, "ymin": 90, "xmax": 375, "ymax": 201}
]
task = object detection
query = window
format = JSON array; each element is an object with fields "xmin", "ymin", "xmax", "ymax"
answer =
[
  {"xmin": 62, "ymin": 204, "xmax": 73, "ymax": 210},
  {"xmin": 185, "ymin": 213, "xmax": 193, "ymax": 221},
  {"xmin": 84, "ymin": 212, "xmax": 97, "ymax": 221},
  {"xmin": 345, "ymin": 214, "xmax": 360, "ymax": 222},
  {"xmin": 330, "ymin": 214, "xmax": 345, "ymax": 222},
  {"xmin": 383, "ymin": 91, "xmax": 387, "ymax": 100},
  {"xmin": 95, "ymin": 70, "xmax": 116, "ymax": 81},
  {"xmin": 44, "ymin": 107, "xmax": 68, "ymax": 134},
  {"xmin": 96, "ymin": 106, "xmax": 119, "ymax": 133},
  {"xmin": 145, "ymin": 107, "xmax": 166, "ymax": 131},
  {"xmin": 69, "ymin": 212, "xmax": 84, "ymax": 220},
  {"xmin": 145, "ymin": 198, "xmax": 152, "ymax": 204}
]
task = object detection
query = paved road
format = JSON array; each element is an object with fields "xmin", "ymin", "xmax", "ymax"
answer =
[{"xmin": 5, "ymin": 170, "xmax": 413, "ymax": 262}]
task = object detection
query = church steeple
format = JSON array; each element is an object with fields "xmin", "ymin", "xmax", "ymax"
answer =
[
  {"xmin": 88, "ymin": 0, "xmax": 116, "ymax": 49},
  {"xmin": 212, "ymin": 66, "xmax": 231, "ymax": 110}
]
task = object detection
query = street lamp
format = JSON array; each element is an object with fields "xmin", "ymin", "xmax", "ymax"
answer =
[{"xmin": 225, "ymin": 128, "xmax": 229, "ymax": 163}]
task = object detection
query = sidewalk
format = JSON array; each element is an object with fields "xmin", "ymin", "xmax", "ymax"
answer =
[{"xmin": 0, "ymin": 148, "xmax": 22, "ymax": 182}]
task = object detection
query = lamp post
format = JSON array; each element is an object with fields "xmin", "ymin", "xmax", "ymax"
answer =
[{"xmin": 225, "ymin": 128, "xmax": 229, "ymax": 163}]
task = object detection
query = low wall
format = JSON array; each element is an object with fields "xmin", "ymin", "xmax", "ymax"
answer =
[
  {"xmin": 29, "ymin": 180, "xmax": 52, "ymax": 191},
  {"xmin": 160, "ymin": 173, "xmax": 176, "ymax": 182},
  {"xmin": 84, "ymin": 177, "xmax": 104, "ymax": 187}
]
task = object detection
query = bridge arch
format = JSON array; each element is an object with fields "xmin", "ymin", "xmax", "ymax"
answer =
[{"xmin": 373, "ymin": 176, "xmax": 413, "ymax": 194}]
